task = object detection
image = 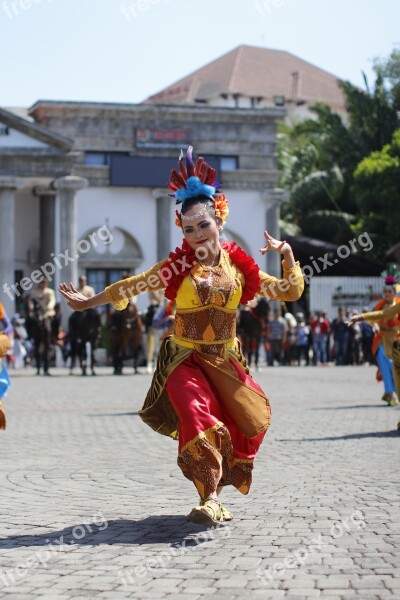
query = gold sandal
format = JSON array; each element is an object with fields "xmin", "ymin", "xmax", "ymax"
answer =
[
  {"xmin": 220, "ymin": 505, "xmax": 233, "ymax": 521},
  {"xmin": 199, "ymin": 496, "xmax": 233, "ymax": 521},
  {"xmin": 188, "ymin": 498, "xmax": 224, "ymax": 526}
]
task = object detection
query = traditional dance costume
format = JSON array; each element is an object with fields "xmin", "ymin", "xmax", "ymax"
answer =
[
  {"xmin": 106, "ymin": 240, "xmax": 303, "ymax": 498},
  {"xmin": 0, "ymin": 302, "xmax": 11, "ymax": 429},
  {"xmin": 104, "ymin": 148, "xmax": 304, "ymax": 518},
  {"xmin": 369, "ymin": 275, "xmax": 400, "ymax": 405},
  {"xmin": 355, "ymin": 300, "xmax": 400, "ymax": 406}
]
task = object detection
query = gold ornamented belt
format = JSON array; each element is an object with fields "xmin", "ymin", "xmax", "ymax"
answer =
[{"xmin": 173, "ymin": 306, "xmax": 236, "ymax": 344}]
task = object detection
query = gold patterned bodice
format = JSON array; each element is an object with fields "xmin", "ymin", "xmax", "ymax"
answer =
[{"xmin": 172, "ymin": 250, "xmax": 243, "ymax": 357}]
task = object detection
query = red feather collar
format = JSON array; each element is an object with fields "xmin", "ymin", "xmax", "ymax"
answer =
[{"xmin": 161, "ymin": 240, "xmax": 260, "ymax": 304}]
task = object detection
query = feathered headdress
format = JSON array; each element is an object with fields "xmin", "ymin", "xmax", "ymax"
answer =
[
  {"xmin": 381, "ymin": 265, "xmax": 400, "ymax": 293},
  {"xmin": 168, "ymin": 146, "xmax": 229, "ymax": 227},
  {"xmin": 381, "ymin": 265, "xmax": 400, "ymax": 285}
]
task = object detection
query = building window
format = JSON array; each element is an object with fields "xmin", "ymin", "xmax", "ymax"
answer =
[
  {"xmin": 85, "ymin": 152, "xmax": 108, "ymax": 166},
  {"xmin": 85, "ymin": 152, "xmax": 130, "ymax": 167},
  {"xmin": 220, "ymin": 157, "xmax": 238, "ymax": 171},
  {"xmin": 0, "ymin": 126, "xmax": 10, "ymax": 136},
  {"xmin": 87, "ymin": 268, "xmax": 132, "ymax": 292},
  {"xmin": 87, "ymin": 268, "xmax": 133, "ymax": 316}
]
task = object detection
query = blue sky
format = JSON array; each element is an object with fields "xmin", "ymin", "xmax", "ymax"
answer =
[{"xmin": 1, "ymin": 0, "xmax": 398, "ymax": 108}]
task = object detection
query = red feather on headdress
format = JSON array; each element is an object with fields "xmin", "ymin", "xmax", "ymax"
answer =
[
  {"xmin": 168, "ymin": 169, "xmax": 186, "ymax": 192},
  {"xmin": 179, "ymin": 157, "xmax": 188, "ymax": 181},
  {"xmin": 168, "ymin": 146, "xmax": 217, "ymax": 195},
  {"xmin": 194, "ymin": 157, "xmax": 204, "ymax": 178}
]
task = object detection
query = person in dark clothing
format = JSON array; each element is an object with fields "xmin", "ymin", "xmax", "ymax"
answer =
[{"xmin": 331, "ymin": 307, "xmax": 349, "ymax": 365}]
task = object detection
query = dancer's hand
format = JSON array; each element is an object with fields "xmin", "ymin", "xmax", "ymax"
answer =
[
  {"xmin": 59, "ymin": 283, "xmax": 89, "ymax": 311},
  {"xmin": 346, "ymin": 315, "xmax": 362, "ymax": 326},
  {"xmin": 260, "ymin": 231, "xmax": 291, "ymax": 255}
]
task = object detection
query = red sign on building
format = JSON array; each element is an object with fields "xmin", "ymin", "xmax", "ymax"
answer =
[{"xmin": 135, "ymin": 128, "xmax": 193, "ymax": 148}]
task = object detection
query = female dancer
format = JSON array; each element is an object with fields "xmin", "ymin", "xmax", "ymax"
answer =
[
  {"xmin": 59, "ymin": 148, "xmax": 304, "ymax": 524},
  {"xmin": 0, "ymin": 302, "xmax": 12, "ymax": 429},
  {"xmin": 349, "ymin": 295, "xmax": 400, "ymax": 406},
  {"xmin": 364, "ymin": 275, "xmax": 400, "ymax": 406}
]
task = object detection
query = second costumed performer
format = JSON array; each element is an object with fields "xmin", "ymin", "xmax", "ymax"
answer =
[
  {"xmin": 59, "ymin": 147, "xmax": 304, "ymax": 525},
  {"xmin": 350, "ymin": 298, "xmax": 400, "ymax": 420}
]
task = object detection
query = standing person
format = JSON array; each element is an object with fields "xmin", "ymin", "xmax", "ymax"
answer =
[
  {"xmin": 283, "ymin": 312, "xmax": 297, "ymax": 366},
  {"xmin": 59, "ymin": 147, "xmax": 304, "ymax": 524},
  {"xmin": 78, "ymin": 275, "xmax": 96, "ymax": 299},
  {"xmin": 331, "ymin": 307, "xmax": 349, "ymax": 365},
  {"xmin": 0, "ymin": 302, "xmax": 13, "ymax": 337},
  {"xmin": 310, "ymin": 311, "xmax": 330, "ymax": 366},
  {"xmin": 352, "ymin": 274, "xmax": 400, "ymax": 405},
  {"xmin": 294, "ymin": 313, "xmax": 310, "ymax": 366},
  {"xmin": 27, "ymin": 279, "xmax": 56, "ymax": 376},
  {"xmin": 144, "ymin": 290, "xmax": 164, "ymax": 374},
  {"xmin": 360, "ymin": 307, "xmax": 374, "ymax": 364},
  {"xmin": 0, "ymin": 302, "xmax": 12, "ymax": 429},
  {"xmin": 348, "ymin": 310, "xmax": 361, "ymax": 365},
  {"xmin": 267, "ymin": 308, "xmax": 288, "ymax": 366}
]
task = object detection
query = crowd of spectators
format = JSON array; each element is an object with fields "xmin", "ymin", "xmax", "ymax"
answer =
[
  {"xmin": 252, "ymin": 306, "xmax": 374, "ymax": 367},
  {"xmin": 2, "ymin": 283, "xmax": 375, "ymax": 372}
]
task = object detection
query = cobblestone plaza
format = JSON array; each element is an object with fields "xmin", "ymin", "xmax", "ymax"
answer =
[{"xmin": 0, "ymin": 365, "xmax": 399, "ymax": 599}]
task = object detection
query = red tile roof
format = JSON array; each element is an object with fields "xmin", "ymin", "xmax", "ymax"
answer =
[{"xmin": 145, "ymin": 45, "xmax": 346, "ymax": 111}]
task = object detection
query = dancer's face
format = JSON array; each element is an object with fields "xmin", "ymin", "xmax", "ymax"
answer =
[
  {"xmin": 181, "ymin": 203, "xmax": 221, "ymax": 260},
  {"xmin": 383, "ymin": 286, "xmax": 396, "ymax": 302}
]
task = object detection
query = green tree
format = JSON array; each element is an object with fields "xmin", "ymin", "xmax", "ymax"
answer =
[
  {"xmin": 353, "ymin": 129, "xmax": 400, "ymax": 259},
  {"xmin": 279, "ymin": 53, "xmax": 400, "ymax": 249}
]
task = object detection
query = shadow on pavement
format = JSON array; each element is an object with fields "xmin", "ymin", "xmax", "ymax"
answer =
[
  {"xmin": 0, "ymin": 516, "xmax": 229, "ymax": 550},
  {"xmin": 279, "ymin": 430, "xmax": 399, "ymax": 442},
  {"xmin": 86, "ymin": 412, "xmax": 139, "ymax": 417},
  {"xmin": 313, "ymin": 404, "xmax": 389, "ymax": 410}
]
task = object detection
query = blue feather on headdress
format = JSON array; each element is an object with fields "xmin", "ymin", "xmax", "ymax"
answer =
[{"xmin": 175, "ymin": 176, "xmax": 215, "ymax": 203}]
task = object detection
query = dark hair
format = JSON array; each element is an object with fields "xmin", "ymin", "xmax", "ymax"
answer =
[
  {"xmin": 180, "ymin": 196, "xmax": 224, "ymax": 228},
  {"xmin": 180, "ymin": 195, "xmax": 214, "ymax": 215}
]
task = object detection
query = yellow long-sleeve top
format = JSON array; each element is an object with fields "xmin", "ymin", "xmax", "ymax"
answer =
[
  {"xmin": 359, "ymin": 302, "xmax": 400, "ymax": 323},
  {"xmin": 105, "ymin": 249, "xmax": 304, "ymax": 357}
]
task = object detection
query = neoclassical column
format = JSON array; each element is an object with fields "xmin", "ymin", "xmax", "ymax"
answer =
[
  {"xmin": 153, "ymin": 189, "xmax": 171, "ymax": 262},
  {"xmin": 266, "ymin": 202, "xmax": 281, "ymax": 278},
  {"xmin": 33, "ymin": 186, "xmax": 57, "ymax": 271},
  {"xmin": 53, "ymin": 176, "xmax": 88, "ymax": 327},
  {"xmin": 0, "ymin": 177, "xmax": 23, "ymax": 317}
]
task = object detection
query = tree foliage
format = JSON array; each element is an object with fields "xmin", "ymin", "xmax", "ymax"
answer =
[
  {"xmin": 279, "ymin": 49, "xmax": 400, "ymax": 259},
  {"xmin": 352, "ymin": 129, "xmax": 400, "ymax": 255}
]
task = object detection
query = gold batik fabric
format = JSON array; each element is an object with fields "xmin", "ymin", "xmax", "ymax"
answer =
[
  {"xmin": 139, "ymin": 338, "xmax": 270, "ymax": 441},
  {"xmin": 172, "ymin": 255, "xmax": 240, "ymax": 358},
  {"xmin": 191, "ymin": 262, "xmax": 239, "ymax": 307},
  {"xmin": 392, "ymin": 339, "xmax": 400, "ymax": 399},
  {"xmin": 138, "ymin": 338, "xmax": 191, "ymax": 439},
  {"xmin": 177, "ymin": 422, "xmax": 254, "ymax": 498},
  {"xmin": 174, "ymin": 307, "xmax": 236, "ymax": 358}
]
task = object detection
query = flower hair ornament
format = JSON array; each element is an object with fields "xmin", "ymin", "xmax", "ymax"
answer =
[{"xmin": 168, "ymin": 146, "xmax": 229, "ymax": 227}]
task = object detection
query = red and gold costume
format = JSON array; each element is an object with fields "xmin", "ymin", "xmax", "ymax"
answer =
[
  {"xmin": 371, "ymin": 296, "xmax": 400, "ymax": 359},
  {"xmin": 105, "ymin": 240, "xmax": 304, "ymax": 498},
  {"xmin": 357, "ymin": 301, "xmax": 400, "ymax": 402}
]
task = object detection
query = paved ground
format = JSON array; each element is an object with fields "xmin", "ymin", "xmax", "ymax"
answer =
[{"xmin": 0, "ymin": 363, "xmax": 399, "ymax": 600}]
